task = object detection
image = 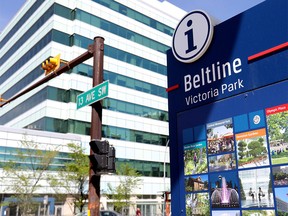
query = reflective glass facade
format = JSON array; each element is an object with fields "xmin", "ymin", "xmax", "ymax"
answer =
[
  {"xmin": 75, "ymin": 9, "xmax": 170, "ymax": 54},
  {"xmin": 71, "ymin": 64, "xmax": 167, "ymax": 98},
  {"xmin": 0, "ymin": 146, "xmax": 70, "ymax": 170},
  {"xmin": 92, "ymin": 0, "xmax": 174, "ymax": 36},
  {"xmin": 72, "ymin": 34, "xmax": 167, "ymax": 75},
  {"xmin": 24, "ymin": 117, "xmax": 169, "ymax": 146},
  {"xmin": 0, "ymin": 0, "xmax": 181, "ymax": 187},
  {"xmin": 0, "ymin": 86, "xmax": 168, "ymax": 124},
  {"xmin": 1, "ymin": 3, "xmax": 168, "ymax": 86},
  {"xmin": 0, "ymin": 145, "xmax": 170, "ymax": 177}
]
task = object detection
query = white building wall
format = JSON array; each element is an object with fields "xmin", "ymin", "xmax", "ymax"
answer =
[{"xmin": 0, "ymin": 0, "xmax": 183, "ymax": 208}]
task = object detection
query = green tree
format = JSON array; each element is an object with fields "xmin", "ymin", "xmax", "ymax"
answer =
[
  {"xmin": 108, "ymin": 164, "xmax": 141, "ymax": 215},
  {"xmin": 275, "ymin": 172, "xmax": 288, "ymax": 180},
  {"xmin": 237, "ymin": 141, "xmax": 247, "ymax": 159},
  {"xmin": 267, "ymin": 111, "xmax": 288, "ymax": 142},
  {"xmin": 258, "ymin": 137, "xmax": 264, "ymax": 143},
  {"xmin": 204, "ymin": 180, "xmax": 209, "ymax": 190},
  {"xmin": 238, "ymin": 177, "xmax": 246, "ymax": 200},
  {"xmin": 248, "ymin": 140, "xmax": 266, "ymax": 157},
  {"xmin": 207, "ymin": 128, "xmax": 213, "ymax": 137},
  {"xmin": 199, "ymin": 193, "xmax": 210, "ymax": 216},
  {"xmin": 243, "ymin": 210, "xmax": 270, "ymax": 216},
  {"xmin": 278, "ymin": 211, "xmax": 288, "ymax": 216},
  {"xmin": 48, "ymin": 143, "xmax": 89, "ymax": 214},
  {"xmin": 225, "ymin": 124, "xmax": 233, "ymax": 129},
  {"xmin": 268, "ymin": 173, "xmax": 273, "ymax": 199},
  {"xmin": 1, "ymin": 135, "xmax": 59, "ymax": 216}
]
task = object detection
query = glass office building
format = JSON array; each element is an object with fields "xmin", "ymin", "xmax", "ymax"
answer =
[{"xmin": 0, "ymin": 0, "xmax": 185, "ymax": 214}]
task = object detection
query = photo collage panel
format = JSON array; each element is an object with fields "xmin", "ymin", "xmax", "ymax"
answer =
[{"xmin": 182, "ymin": 103, "xmax": 288, "ymax": 215}]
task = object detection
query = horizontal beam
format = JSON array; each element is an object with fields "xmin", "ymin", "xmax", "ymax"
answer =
[{"xmin": 0, "ymin": 47, "xmax": 94, "ymax": 108}]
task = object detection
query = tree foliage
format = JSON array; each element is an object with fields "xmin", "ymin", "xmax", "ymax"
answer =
[
  {"xmin": 1, "ymin": 135, "xmax": 59, "ymax": 216},
  {"xmin": 267, "ymin": 111, "xmax": 288, "ymax": 142},
  {"xmin": 238, "ymin": 177, "xmax": 246, "ymax": 200},
  {"xmin": 274, "ymin": 171, "xmax": 288, "ymax": 180},
  {"xmin": 237, "ymin": 141, "xmax": 247, "ymax": 159},
  {"xmin": 225, "ymin": 124, "xmax": 233, "ymax": 129},
  {"xmin": 107, "ymin": 164, "xmax": 141, "ymax": 215},
  {"xmin": 48, "ymin": 143, "xmax": 89, "ymax": 214},
  {"xmin": 248, "ymin": 140, "xmax": 266, "ymax": 158}
]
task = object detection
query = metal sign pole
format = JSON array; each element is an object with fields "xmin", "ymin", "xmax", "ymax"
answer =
[{"xmin": 88, "ymin": 36, "xmax": 105, "ymax": 216}]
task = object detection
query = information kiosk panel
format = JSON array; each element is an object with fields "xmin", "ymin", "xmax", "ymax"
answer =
[{"xmin": 167, "ymin": 1, "xmax": 288, "ymax": 215}]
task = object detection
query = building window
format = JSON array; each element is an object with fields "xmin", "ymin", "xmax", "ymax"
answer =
[
  {"xmin": 92, "ymin": 0, "xmax": 174, "ymax": 36},
  {"xmin": 117, "ymin": 159, "xmax": 170, "ymax": 177},
  {"xmin": 23, "ymin": 118, "xmax": 169, "ymax": 146}
]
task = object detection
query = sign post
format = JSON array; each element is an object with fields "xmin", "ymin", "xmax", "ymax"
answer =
[{"xmin": 88, "ymin": 36, "xmax": 105, "ymax": 216}]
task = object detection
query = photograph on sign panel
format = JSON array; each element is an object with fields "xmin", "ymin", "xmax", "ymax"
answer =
[
  {"xmin": 238, "ymin": 167, "xmax": 274, "ymax": 209},
  {"xmin": 211, "ymin": 210, "xmax": 240, "ymax": 216},
  {"xmin": 184, "ymin": 141, "xmax": 208, "ymax": 175},
  {"xmin": 242, "ymin": 210, "xmax": 275, "ymax": 216},
  {"xmin": 209, "ymin": 171, "xmax": 240, "ymax": 209},
  {"xmin": 272, "ymin": 165, "xmax": 288, "ymax": 186},
  {"xmin": 186, "ymin": 192, "xmax": 210, "ymax": 216},
  {"xmin": 210, "ymin": 171, "xmax": 239, "ymax": 208},
  {"xmin": 208, "ymin": 152, "xmax": 236, "ymax": 172},
  {"xmin": 185, "ymin": 174, "xmax": 208, "ymax": 192},
  {"xmin": 274, "ymin": 187, "xmax": 288, "ymax": 215},
  {"xmin": 266, "ymin": 104, "xmax": 288, "ymax": 165},
  {"xmin": 206, "ymin": 118, "xmax": 235, "ymax": 155},
  {"xmin": 235, "ymin": 128, "xmax": 270, "ymax": 169}
]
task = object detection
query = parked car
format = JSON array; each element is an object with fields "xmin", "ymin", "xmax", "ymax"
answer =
[
  {"xmin": 76, "ymin": 210, "xmax": 122, "ymax": 216},
  {"xmin": 100, "ymin": 210, "xmax": 122, "ymax": 216}
]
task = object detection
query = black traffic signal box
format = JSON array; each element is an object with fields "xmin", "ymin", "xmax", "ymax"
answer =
[{"xmin": 89, "ymin": 139, "xmax": 116, "ymax": 174}]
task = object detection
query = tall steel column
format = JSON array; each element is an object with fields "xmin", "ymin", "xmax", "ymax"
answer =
[{"xmin": 89, "ymin": 36, "xmax": 105, "ymax": 216}]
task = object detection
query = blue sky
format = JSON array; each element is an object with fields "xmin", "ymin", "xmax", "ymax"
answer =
[
  {"xmin": 0, "ymin": 0, "xmax": 26, "ymax": 31},
  {"xmin": 168, "ymin": 0, "xmax": 265, "ymax": 21},
  {"xmin": 275, "ymin": 187, "xmax": 288, "ymax": 202},
  {"xmin": 0, "ymin": 0, "xmax": 265, "ymax": 32}
]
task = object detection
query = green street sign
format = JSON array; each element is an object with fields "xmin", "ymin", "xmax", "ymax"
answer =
[{"xmin": 76, "ymin": 80, "xmax": 109, "ymax": 109}]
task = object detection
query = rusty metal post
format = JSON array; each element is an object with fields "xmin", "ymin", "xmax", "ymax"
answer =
[{"xmin": 89, "ymin": 36, "xmax": 104, "ymax": 216}]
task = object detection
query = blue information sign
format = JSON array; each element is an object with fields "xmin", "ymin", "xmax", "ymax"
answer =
[{"xmin": 167, "ymin": 1, "xmax": 288, "ymax": 215}]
